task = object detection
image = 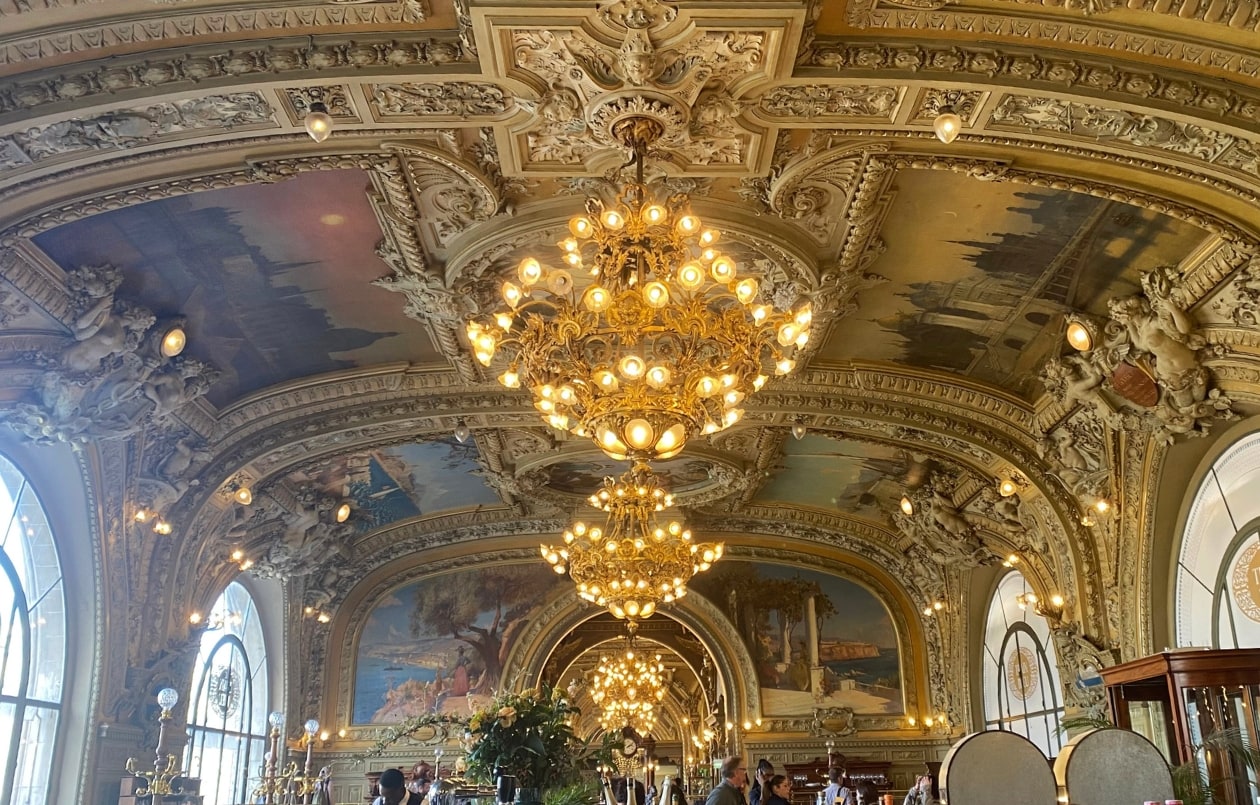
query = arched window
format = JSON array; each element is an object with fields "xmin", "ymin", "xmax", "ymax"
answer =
[
  {"xmin": 982, "ymin": 571, "xmax": 1065, "ymax": 758},
  {"xmin": 1175, "ymin": 431, "xmax": 1260, "ymax": 649},
  {"xmin": 185, "ymin": 581, "xmax": 270, "ymax": 805},
  {"xmin": 0, "ymin": 453, "xmax": 67, "ymax": 805}
]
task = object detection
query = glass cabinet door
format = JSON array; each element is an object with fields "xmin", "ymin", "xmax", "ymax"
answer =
[{"xmin": 1182, "ymin": 685, "xmax": 1260, "ymax": 805}]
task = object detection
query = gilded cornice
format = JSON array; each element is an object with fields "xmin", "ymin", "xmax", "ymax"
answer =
[
  {"xmin": 0, "ymin": 34, "xmax": 470, "ymax": 118},
  {"xmin": 833, "ymin": 3, "xmax": 1260, "ymax": 81}
]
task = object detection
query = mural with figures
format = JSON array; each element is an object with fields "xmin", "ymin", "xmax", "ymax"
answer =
[
  {"xmin": 284, "ymin": 438, "xmax": 500, "ymax": 533},
  {"xmin": 817, "ymin": 170, "xmax": 1209, "ymax": 397},
  {"xmin": 690, "ymin": 561, "xmax": 903, "ymax": 715},
  {"xmin": 33, "ymin": 169, "xmax": 440, "ymax": 408},
  {"xmin": 353, "ymin": 565, "xmax": 561, "ymax": 724},
  {"xmin": 754, "ymin": 433, "xmax": 939, "ymax": 518}
]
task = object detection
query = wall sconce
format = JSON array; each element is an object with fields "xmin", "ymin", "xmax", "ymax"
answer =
[
  {"xmin": 232, "ymin": 485, "xmax": 253, "ymax": 506},
  {"xmin": 159, "ymin": 324, "xmax": 187, "ymax": 358},
  {"xmin": 998, "ymin": 478, "xmax": 1018, "ymax": 497},
  {"xmin": 922, "ymin": 600, "xmax": 945, "ymax": 616},
  {"xmin": 1002, "ymin": 553, "xmax": 1020, "ymax": 568},
  {"xmin": 334, "ymin": 501, "xmax": 352, "ymax": 523},
  {"xmin": 1065, "ymin": 318, "xmax": 1095, "ymax": 352},
  {"xmin": 1017, "ymin": 592, "xmax": 1065, "ymax": 620},
  {"xmin": 906, "ymin": 713, "xmax": 951, "ymax": 734},
  {"xmin": 900, "ymin": 495, "xmax": 915, "ymax": 516},
  {"xmin": 454, "ymin": 418, "xmax": 471, "ymax": 443}
]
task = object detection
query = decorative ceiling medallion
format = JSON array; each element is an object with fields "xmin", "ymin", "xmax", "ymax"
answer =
[
  {"xmin": 473, "ymin": 1, "xmax": 806, "ymax": 176},
  {"xmin": 1230, "ymin": 541, "xmax": 1260, "ymax": 624}
]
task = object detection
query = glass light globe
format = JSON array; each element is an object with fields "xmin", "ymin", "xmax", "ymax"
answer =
[
  {"xmin": 304, "ymin": 718, "xmax": 320, "ymax": 736},
  {"xmin": 304, "ymin": 102, "xmax": 333, "ymax": 143},
  {"xmin": 157, "ymin": 688, "xmax": 179, "ymax": 709},
  {"xmin": 269, "ymin": 711, "xmax": 285, "ymax": 729},
  {"xmin": 933, "ymin": 106, "xmax": 963, "ymax": 144}
]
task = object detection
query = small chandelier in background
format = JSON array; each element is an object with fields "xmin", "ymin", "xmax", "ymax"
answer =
[
  {"xmin": 467, "ymin": 117, "xmax": 813, "ymax": 463},
  {"xmin": 541, "ymin": 463, "xmax": 723, "ymax": 621},
  {"xmin": 589, "ymin": 639, "xmax": 668, "ymax": 736}
]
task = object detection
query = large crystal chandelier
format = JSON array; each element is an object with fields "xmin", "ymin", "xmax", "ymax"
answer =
[
  {"xmin": 589, "ymin": 643, "xmax": 668, "ymax": 736},
  {"xmin": 540, "ymin": 463, "xmax": 723, "ymax": 621},
  {"xmin": 466, "ymin": 117, "xmax": 813, "ymax": 462}
]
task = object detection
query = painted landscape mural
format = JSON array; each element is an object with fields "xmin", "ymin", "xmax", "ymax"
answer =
[
  {"xmin": 33, "ymin": 169, "xmax": 439, "ymax": 407},
  {"xmin": 285, "ymin": 438, "xmax": 499, "ymax": 533},
  {"xmin": 354, "ymin": 564, "xmax": 561, "ymax": 724},
  {"xmin": 819, "ymin": 171, "xmax": 1209, "ymax": 397},
  {"xmin": 754, "ymin": 433, "xmax": 938, "ymax": 518},
  {"xmin": 690, "ymin": 561, "xmax": 902, "ymax": 715}
]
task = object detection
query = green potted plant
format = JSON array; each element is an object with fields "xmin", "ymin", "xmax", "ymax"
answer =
[{"xmin": 464, "ymin": 685, "xmax": 586, "ymax": 805}]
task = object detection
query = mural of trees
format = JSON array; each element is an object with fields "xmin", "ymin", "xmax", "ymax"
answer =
[{"xmin": 410, "ymin": 565, "xmax": 551, "ymax": 693}]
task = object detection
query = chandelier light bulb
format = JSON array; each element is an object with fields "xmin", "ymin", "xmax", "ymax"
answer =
[
  {"xmin": 303, "ymin": 101, "xmax": 333, "ymax": 142},
  {"xmin": 932, "ymin": 105, "xmax": 963, "ymax": 144},
  {"xmin": 518, "ymin": 257, "xmax": 543, "ymax": 286}
]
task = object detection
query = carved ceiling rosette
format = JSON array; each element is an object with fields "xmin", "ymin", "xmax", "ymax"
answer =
[{"xmin": 471, "ymin": 0, "xmax": 806, "ymax": 177}]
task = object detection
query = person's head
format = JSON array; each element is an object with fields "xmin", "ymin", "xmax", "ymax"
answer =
[
  {"xmin": 757, "ymin": 759, "xmax": 774, "ymax": 776},
  {"xmin": 721, "ymin": 756, "xmax": 748, "ymax": 788},
  {"xmin": 827, "ymin": 767, "xmax": 843, "ymax": 784},
  {"xmin": 854, "ymin": 782, "xmax": 879, "ymax": 805},
  {"xmin": 379, "ymin": 769, "xmax": 407, "ymax": 805},
  {"xmin": 768, "ymin": 775, "xmax": 790, "ymax": 800}
]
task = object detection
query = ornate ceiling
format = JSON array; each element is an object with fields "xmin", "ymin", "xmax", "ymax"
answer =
[{"xmin": 2, "ymin": 0, "xmax": 1260, "ymax": 758}]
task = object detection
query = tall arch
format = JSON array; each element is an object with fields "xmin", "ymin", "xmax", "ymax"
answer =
[
  {"xmin": 981, "ymin": 571, "xmax": 1065, "ymax": 758},
  {"xmin": 1174, "ymin": 428, "xmax": 1260, "ymax": 649},
  {"xmin": 184, "ymin": 580, "xmax": 274, "ymax": 805}
]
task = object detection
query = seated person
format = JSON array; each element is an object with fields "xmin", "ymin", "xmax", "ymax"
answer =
[
  {"xmin": 409, "ymin": 762, "xmax": 433, "ymax": 797},
  {"xmin": 374, "ymin": 768, "xmax": 418, "ymax": 805}
]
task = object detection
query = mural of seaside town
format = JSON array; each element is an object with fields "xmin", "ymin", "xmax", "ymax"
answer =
[
  {"xmin": 353, "ymin": 564, "xmax": 560, "ymax": 724},
  {"xmin": 690, "ymin": 561, "xmax": 903, "ymax": 715}
]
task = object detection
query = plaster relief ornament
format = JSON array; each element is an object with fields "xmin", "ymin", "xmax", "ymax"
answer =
[
  {"xmin": 1, "ymin": 265, "xmax": 218, "ymax": 445},
  {"xmin": 892, "ymin": 476, "xmax": 998, "ymax": 569},
  {"xmin": 483, "ymin": 0, "xmax": 784, "ymax": 174},
  {"xmin": 232, "ymin": 489, "xmax": 356, "ymax": 584},
  {"xmin": 1213, "ymin": 250, "xmax": 1260, "ymax": 326},
  {"xmin": 1048, "ymin": 622, "xmax": 1115, "ymax": 717},
  {"xmin": 1041, "ymin": 265, "xmax": 1236, "ymax": 445},
  {"xmin": 2, "ymin": 94, "xmax": 273, "ymax": 168}
]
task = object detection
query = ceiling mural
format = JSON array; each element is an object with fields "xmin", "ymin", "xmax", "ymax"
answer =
[
  {"xmin": 690, "ymin": 561, "xmax": 903, "ymax": 716},
  {"xmin": 32, "ymin": 169, "xmax": 440, "ymax": 407},
  {"xmin": 283, "ymin": 438, "xmax": 500, "ymax": 532},
  {"xmin": 352, "ymin": 564, "xmax": 561, "ymax": 725},
  {"xmin": 537, "ymin": 453, "xmax": 718, "ymax": 499},
  {"xmin": 817, "ymin": 170, "xmax": 1211, "ymax": 397},
  {"xmin": 754, "ymin": 433, "xmax": 938, "ymax": 520}
]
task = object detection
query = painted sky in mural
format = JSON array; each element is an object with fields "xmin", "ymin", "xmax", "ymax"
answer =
[
  {"xmin": 819, "ymin": 171, "xmax": 1209, "ymax": 397},
  {"xmin": 33, "ymin": 169, "xmax": 440, "ymax": 407},
  {"xmin": 353, "ymin": 564, "xmax": 559, "ymax": 724},
  {"xmin": 754, "ymin": 433, "xmax": 937, "ymax": 519},
  {"xmin": 285, "ymin": 438, "xmax": 499, "ymax": 533},
  {"xmin": 691, "ymin": 561, "xmax": 902, "ymax": 715}
]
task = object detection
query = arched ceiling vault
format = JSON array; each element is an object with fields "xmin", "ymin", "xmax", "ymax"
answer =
[{"xmin": 4, "ymin": 0, "xmax": 1260, "ymax": 734}]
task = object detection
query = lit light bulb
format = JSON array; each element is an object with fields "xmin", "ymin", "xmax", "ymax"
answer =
[
  {"xmin": 791, "ymin": 423, "xmax": 807, "ymax": 440},
  {"xmin": 160, "ymin": 325, "xmax": 187, "ymax": 357},
  {"xmin": 900, "ymin": 495, "xmax": 914, "ymax": 516},
  {"xmin": 454, "ymin": 419, "xmax": 471, "ymax": 443},
  {"xmin": 335, "ymin": 502, "xmax": 352, "ymax": 523},
  {"xmin": 303, "ymin": 101, "xmax": 333, "ymax": 142},
  {"xmin": 999, "ymin": 479, "xmax": 1017, "ymax": 497},
  {"xmin": 234, "ymin": 486, "xmax": 253, "ymax": 506},
  {"xmin": 932, "ymin": 105, "xmax": 963, "ymax": 144},
  {"xmin": 1066, "ymin": 321, "xmax": 1093, "ymax": 351}
]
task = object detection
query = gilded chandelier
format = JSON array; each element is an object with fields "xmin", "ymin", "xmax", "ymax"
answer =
[
  {"xmin": 589, "ymin": 644, "xmax": 667, "ymax": 736},
  {"xmin": 466, "ymin": 118, "xmax": 812, "ymax": 462},
  {"xmin": 540, "ymin": 463, "xmax": 723, "ymax": 621}
]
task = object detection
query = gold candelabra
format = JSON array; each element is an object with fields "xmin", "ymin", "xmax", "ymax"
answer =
[
  {"xmin": 125, "ymin": 688, "xmax": 186, "ymax": 799},
  {"xmin": 251, "ymin": 713, "xmax": 325, "ymax": 804}
]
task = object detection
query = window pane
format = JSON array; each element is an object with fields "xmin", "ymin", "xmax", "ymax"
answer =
[{"xmin": 12, "ymin": 706, "xmax": 58, "ymax": 805}]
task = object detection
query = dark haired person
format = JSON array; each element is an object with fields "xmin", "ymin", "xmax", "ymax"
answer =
[
  {"xmin": 762, "ymin": 775, "xmax": 792, "ymax": 805},
  {"xmin": 374, "ymin": 768, "xmax": 417, "ymax": 805},
  {"xmin": 749, "ymin": 759, "xmax": 775, "ymax": 805}
]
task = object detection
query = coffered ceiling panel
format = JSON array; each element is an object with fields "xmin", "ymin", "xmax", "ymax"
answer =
[{"xmin": 32, "ymin": 168, "xmax": 440, "ymax": 407}]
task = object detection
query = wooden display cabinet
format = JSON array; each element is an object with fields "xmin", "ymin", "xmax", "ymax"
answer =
[{"xmin": 1101, "ymin": 648, "xmax": 1260, "ymax": 805}]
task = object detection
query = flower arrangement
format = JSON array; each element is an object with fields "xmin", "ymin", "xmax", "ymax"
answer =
[{"xmin": 464, "ymin": 686, "xmax": 583, "ymax": 791}]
